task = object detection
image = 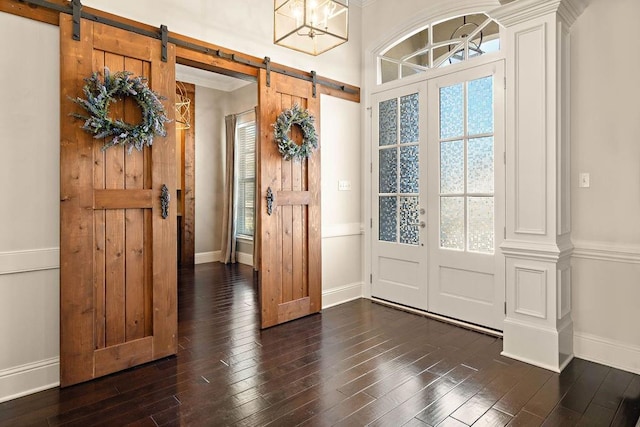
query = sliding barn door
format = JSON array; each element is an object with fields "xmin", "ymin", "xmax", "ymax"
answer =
[
  {"xmin": 258, "ymin": 69, "xmax": 321, "ymax": 328},
  {"xmin": 60, "ymin": 15, "xmax": 177, "ymax": 386}
]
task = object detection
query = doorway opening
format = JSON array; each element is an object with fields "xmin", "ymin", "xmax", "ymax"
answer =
[{"xmin": 174, "ymin": 64, "xmax": 258, "ymax": 270}]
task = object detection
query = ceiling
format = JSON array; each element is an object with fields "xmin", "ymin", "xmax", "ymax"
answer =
[{"xmin": 175, "ymin": 64, "xmax": 254, "ymax": 92}]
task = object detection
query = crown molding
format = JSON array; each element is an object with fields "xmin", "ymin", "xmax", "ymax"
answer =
[{"xmin": 490, "ymin": 0, "xmax": 590, "ymax": 27}]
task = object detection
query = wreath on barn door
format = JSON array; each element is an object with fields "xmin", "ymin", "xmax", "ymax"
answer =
[
  {"xmin": 273, "ymin": 104, "xmax": 318, "ymax": 161},
  {"xmin": 70, "ymin": 67, "xmax": 170, "ymax": 153}
]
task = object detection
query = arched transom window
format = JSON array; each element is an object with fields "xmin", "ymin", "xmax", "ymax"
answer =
[{"xmin": 378, "ymin": 13, "xmax": 501, "ymax": 84}]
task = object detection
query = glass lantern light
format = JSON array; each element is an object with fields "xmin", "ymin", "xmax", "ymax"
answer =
[{"xmin": 274, "ymin": 0, "xmax": 349, "ymax": 56}]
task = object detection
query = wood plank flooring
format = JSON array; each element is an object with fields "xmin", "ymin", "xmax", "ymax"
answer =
[{"xmin": 1, "ymin": 262, "xmax": 639, "ymax": 426}]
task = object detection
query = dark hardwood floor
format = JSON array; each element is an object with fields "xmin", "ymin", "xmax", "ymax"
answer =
[{"xmin": 1, "ymin": 262, "xmax": 639, "ymax": 426}]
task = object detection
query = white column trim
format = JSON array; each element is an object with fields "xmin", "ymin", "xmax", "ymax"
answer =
[{"xmin": 490, "ymin": 0, "xmax": 590, "ymax": 27}]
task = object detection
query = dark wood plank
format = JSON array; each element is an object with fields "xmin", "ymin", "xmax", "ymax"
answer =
[
  {"xmin": 94, "ymin": 189, "xmax": 153, "ymax": 209},
  {"xmin": 523, "ymin": 358, "xmax": 589, "ymax": 419},
  {"xmin": 59, "ymin": 15, "xmax": 98, "ymax": 386},
  {"xmin": 611, "ymin": 376, "xmax": 640, "ymax": 427},
  {"xmin": 558, "ymin": 361, "xmax": 610, "ymax": 414},
  {"xmin": 4, "ymin": 262, "xmax": 640, "ymax": 426},
  {"xmin": 103, "ymin": 51, "xmax": 127, "ymax": 348},
  {"xmin": 93, "ymin": 48, "xmax": 107, "ymax": 351}
]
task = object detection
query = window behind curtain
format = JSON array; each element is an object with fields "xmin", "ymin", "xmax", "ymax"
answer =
[{"xmin": 235, "ymin": 113, "xmax": 256, "ymax": 238}]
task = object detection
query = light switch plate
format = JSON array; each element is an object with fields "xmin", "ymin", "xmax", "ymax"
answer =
[
  {"xmin": 338, "ymin": 180, "xmax": 351, "ymax": 191},
  {"xmin": 579, "ymin": 172, "xmax": 590, "ymax": 188}
]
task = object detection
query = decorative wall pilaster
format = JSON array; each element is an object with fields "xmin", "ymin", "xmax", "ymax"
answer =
[{"xmin": 490, "ymin": 0, "xmax": 588, "ymax": 372}]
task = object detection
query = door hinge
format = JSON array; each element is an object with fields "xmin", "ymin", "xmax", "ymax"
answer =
[
  {"xmin": 504, "ymin": 77, "xmax": 507, "ymax": 90},
  {"xmin": 503, "ymin": 151, "xmax": 506, "ymax": 165},
  {"xmin": 504, "ymin": 301, "xmax": 507, "ymax": 315},
  {"xmin": 367, "ymin": 106, "xmax": 372, "ymax": 118},
  {"xmin": 503, "ymin": 226, "xmax": 506, "ymax": 239},
  {"xmin": 370, "ymin": 218, "xmax": 373, "ymax": 228},
  {"xmin": 370, "ymin": 162, "xmax": 373, "ymax": 174},
  {"xmin": 370, "ymin": 273, "xmax": 373, "ymax": 283}
]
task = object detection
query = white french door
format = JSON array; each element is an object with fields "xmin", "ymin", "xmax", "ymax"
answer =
[
  {"xmin": 371, "ymin": 83, "xmax": 428, "ymax": 310},
  {"xmin": 371, "ymin": 61, "xmax": 505, "ymax": 330},
  {"xmin": 427, "ymin": 62, "xmax": 505, "ymax": 331}
]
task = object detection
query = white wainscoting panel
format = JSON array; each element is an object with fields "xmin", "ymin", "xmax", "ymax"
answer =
[
  {"xmin": 0, "ymin": 357, "xmax": 59, "ymax": 404},
  {"xmin": 572, "ymin": 240, "xmax": 640, "ymax": 375},
  {"xmin": 0, "ymin": 249, "xmax": 60, "ymax": 403},
  {"xmin": 513, "ymin": 23, "xmax": 547, "ymax": 236},
  {"xmin": 514, "ymin": 266, "xmax": 547, "ymax": 319},
  {"xmin": 0, "ymin": 248, "xmax": 59, "ymax": 275},
  {"xmin": 557, "ymin": 266, "xmax": 571, "ymax": 320},
  {"xmin": 322, "ymin": 223, "xmax": 364, "ymax": 239}
]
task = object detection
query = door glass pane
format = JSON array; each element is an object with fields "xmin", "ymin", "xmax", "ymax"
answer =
[
  {"xmin": 379, "ymin": 148, "xmax": 397, "ymax": 193},
  {"xmin": 379, "ymin": 196, "xmax": 397, "ymax": 242},
  {"xmin": 379, "ymin": 98, "xmax": 397, "ymax": 146},
  {"xmin": 468, "ymin": 197, "xmax": 494, "ymax": 253},
  {"xmin": 440, "ymin": 140, "xmax": 464, "ymax": 194},
  {"xmin": 467, "ymin": 137, "xmax": 494, "ymax": 194},
  {"xmin": 440, "ymin": 83, "xmax": 463, "ymax": 139},
  {"xmin": 400, "ymin": 93, "xmax": 419, "ymax": 144},
  {"xmin": 400, "ymin": 196, "xmax": 419, "ymax": 245},
  {"xmin": 467, "ymin": 76, "xmax": 493, "ymax": 135},
  {"xmin": 440, "ymin": 196, "xmax": 464, "ymax": 250},
  {"xmin": 400, "ymin": 145, "xmax": 419, "ymax": 193}
]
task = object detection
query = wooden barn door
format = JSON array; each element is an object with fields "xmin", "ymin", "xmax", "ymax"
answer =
[
  {"xmin": 60, "ymin": 15, "xmax": 177, "ymax": 386},
  {"xmin": 258, "ymin": 69, "xmax": 321, "ymax": 328}
]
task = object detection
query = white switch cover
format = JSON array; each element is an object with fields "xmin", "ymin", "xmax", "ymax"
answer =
[
  {"xmin": 338, "ymin": 180, "xmax": 351, "ymax": 191},
  {"xmin": 579, "ymin": 172, "xmax": 590, "ymax": 188}
]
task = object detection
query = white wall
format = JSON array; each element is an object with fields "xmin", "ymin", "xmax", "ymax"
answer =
[
  {"xmin": 570, "ymin": 0, "xmax": 640, "ymax": 374},
  {"xmin": 194, "ymin": 86, "xmax": 226, "ymax": 258},
  {"xmin": 0, "ymin": 14, "xmax": 60, "ymax": 402},
  {"xmin": 321, "ymin": 96, "xmax": 364, "ymax": 307},
  {"xmin": 188, "ymin": 80, "xmax": 258, "ymax": 265}
]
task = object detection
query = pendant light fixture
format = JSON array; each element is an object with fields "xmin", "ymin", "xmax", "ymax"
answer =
[{"xmin": 274, "ymin": 0, "xmax": 349, "ymax": 56}]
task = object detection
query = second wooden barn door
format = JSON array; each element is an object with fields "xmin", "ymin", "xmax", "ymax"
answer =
[
  {"xmin": 258, "ymin": 69, "xmax": 321, "ymax": 328},
  {"xmin": 60, "ymin": 15, "xmax": 177, "ymax": 386}
]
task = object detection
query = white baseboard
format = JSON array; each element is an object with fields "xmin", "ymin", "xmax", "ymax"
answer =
[
  {"xmin": 0, "ymin": 357, "xmax": 59, "ymax": 403},
  {"xmin": 574, "ymin": 332, "xmax": 640, "ymax": 375},
  {"xmin": 322, "ymin": 282, "xmax": 363, "ymax": 309},
  {"xmin": 194, "ymin": 251, "xmax": 221, "ymax": 264},
  {"xmin": 236, "ymin": 252, "xmax": 253, "ymax": 267}
]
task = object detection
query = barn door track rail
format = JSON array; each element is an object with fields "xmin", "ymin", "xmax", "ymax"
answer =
[{"xmin": 15, "ymin": 0, "xmax": 359, "ymax": 98}]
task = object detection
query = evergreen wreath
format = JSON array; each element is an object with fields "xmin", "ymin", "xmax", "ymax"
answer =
[
  {"xmin": 71, "ymin": 67, "xmax": 169, "ymax": 153},
  {"xmin": 273, "ymin": 104, "xmax": 318, "ymax": 161}
]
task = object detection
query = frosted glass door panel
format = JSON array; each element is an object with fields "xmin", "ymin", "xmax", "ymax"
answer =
[
  {"xmin": 376, "ymin": 91, "xmax": 420, "ymax": 247},
  {"xmin": 438, "ymin": 76, "xmax": 495, "ymax": 254}
]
